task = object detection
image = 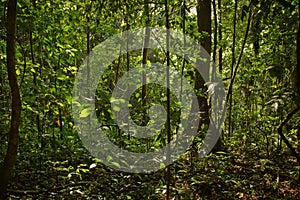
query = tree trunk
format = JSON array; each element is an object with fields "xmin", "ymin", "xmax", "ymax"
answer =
[
  {"xmin": 195, "ymin": 0, "xmax": 211, "ymax": 127},
  {"xmin": 141, "ymin": 0, "xmax": 150, "ymax": 126},
  {"xmin": 212, "ymin": 0, "xmax": 217, "ymax": 63},
  {"xmin": 164, "ymin": 0, "xmax": 171, "ymax": 199},
  {"xmin": 191, "ymin": 0, "xmax": 211, "ymax": 158},
  {"xmin": 218, "ymin": 0, "xmax": 222, "ymax": 73},
  {"xmin": 297, "ymin": 0, "xmax": 300, "ymax": 97},
  {"xmin": 296, "ymin": 0, "xmax": 300, "ymax": 181},
  {"xmin": 0, "ymin": 0, "xmax": 22, "ymax": 198}
]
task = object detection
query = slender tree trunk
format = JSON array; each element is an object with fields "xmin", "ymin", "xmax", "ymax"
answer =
[
  {"xmin": 17, "ymin": 40, "xmax": 26, "ymax": 88},
  {"xmin": 228, "ymin": 0, "xmax": 238, "ymax": 137},
  {"xmin": 55, "ymin": 57, "xmax": 63, "ymax": 140},
  {"xmin": 125, "ymin": 0, "xmax": 131, "ymax": 140},
  {"xmin": 296, "ymin": 0, "xmax": 300, "ymax": 178},
  {"xmin": 141, "ymin": 0, "xmax": 150, "ymax": 126},
  {"xmin": 0, "ymin": 0, "xmax": 22, "ymax": 198},
  {"xmin": 195, "ymin": 0, "xmax": 211, "ymax": 125},
  {"xmin": 164, "ymin": 1, "xmax": 171, "ymax": 199},
  {"xmin": 246, "ymin": 10, "xmax": 260, "ymax": 132},
  {"xmin": 218, "ymin": 0, "xmax": 222, "ymax": 73},
  {"xmin": 212, "ymin": 0, "xmax": 217, "ymax": 63},
  {"xmin": 277, "ymin": 107, "xmax": 300, "ymax": 165},
  {"xmin": 226, "ymin": 9, "xmax": 252, "ymax": 103},
  {"xmin": 86, "ymin": 17, "xmax": 90, "ymax": 92},
  {"xmin": 191, "ymin": 0, "xmax": 211, "ymax": 158},
  {"xmin": 176, "ymin": 0, "xmax": 187, "ymax": 139},
  {"xmin": 114, "ymin": 43, "xmax": 122, "ymax": 85},
  {"xmin": 297, "ymin": 0, "xmax": 300, "ymax": 97},
  {"xmin": 29, "ymin": 31, "xmax": 43, "ymax": 161}
]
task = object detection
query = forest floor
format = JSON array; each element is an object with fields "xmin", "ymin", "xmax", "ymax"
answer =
[{"xmin": 4, "ymin": 142, "xmax": 300, "ymax": 200}]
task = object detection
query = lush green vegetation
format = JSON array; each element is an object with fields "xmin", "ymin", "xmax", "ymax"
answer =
[{"xmin": 1, "ymin": 0, "xmax": 300, "ymax": 199}]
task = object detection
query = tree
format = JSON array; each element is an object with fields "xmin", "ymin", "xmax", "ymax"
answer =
[
  {"xmin": 196, "ymin": 0, "xmax": 211, "ymax": 125},
  {"xmin": 0, "ymin": 0, "xmax": 22, "ymax": 198},
  {"xmin": 297, "ymin": 0, "xmax": 300, "ymax": 97},
  {"xmin": 191, "ymin": 0, "xmax": 211, "ymax": 158}
]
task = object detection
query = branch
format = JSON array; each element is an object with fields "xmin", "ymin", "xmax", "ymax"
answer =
[
  {"xmin": 226, "ymin": 7, "xmax": 252, "ymax": 103},
  {"xmin": 277, "ymin": 107, "xmax": 300, "ymax": 165}
]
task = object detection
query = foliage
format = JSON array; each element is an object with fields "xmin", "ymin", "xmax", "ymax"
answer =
[{"xmin": 0, "ymin": 0, "xmax": 300, "ymax": 199}]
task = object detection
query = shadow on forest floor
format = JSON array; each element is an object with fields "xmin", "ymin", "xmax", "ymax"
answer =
[{"xmin": 4, "ymin": 144, "xmax": 300, "ymax": 199}]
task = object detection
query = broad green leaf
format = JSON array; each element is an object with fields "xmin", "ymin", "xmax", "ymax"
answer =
[
  {"xmin": 80, "ymin": 108, "xmax": 90, "ymax": 118},
  {"xmin": 112, "ymin": 162, "xmax": 120, "ymax": 168}
]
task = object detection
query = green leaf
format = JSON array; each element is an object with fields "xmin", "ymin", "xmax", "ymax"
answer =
[
  {"xmin": 107, "ymin": 155, "xmax": 112, "ymax": 162},
  {"xmin": 112, "ymin": 162, "xmax": 120, "ymax": 168},
  {"xmin": 112, "ymin": 105, "xmax": 120, "ymax": 111},
  {"xmin": 80, "ymin": 108, "xmax": 90, "ymax": 118}
]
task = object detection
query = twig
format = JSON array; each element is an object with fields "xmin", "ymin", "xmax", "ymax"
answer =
[{"xmin": 277, "ymin": 107, "xmax": 300, "ymax": 165}]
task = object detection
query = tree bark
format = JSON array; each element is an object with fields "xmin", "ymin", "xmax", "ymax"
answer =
[
  {"xmin": 297, "ymin": 0, "xmax": 300, "ymax": 97},
  {"xmin": 228, "ymin": 0, "xmax": 238, "ymax": 136},
  {"xmin": 277, "ymin": 107, "xmax": 300, "ymax": 165},
  {"xmin": 164, "ymin": 0, "xmax": 171, "ymax": 198},
  {"xmin": 218, "ymin": 0, "xmax": 222, "ymax": 73},
  {"xmin": 296, "ymin": 0, "xmax": 300, "ymax": 180},
  {"xmin": 212, "ymin": 0, "xmax": 217, "ymax": 63},
  {"xmin": 141, "ymin": 0, "xmax": 150, "ymax": 126},
  {"xmin": 0, "ymin": 0, "xmax": 22, "ymax": 198},
  {"xmin": 195, "ymin": 0, "xmax": 211, "ymax": 127},
  {"xmin": 190, "ymin": 0, "xmax": 211, "ymax": 158}
]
